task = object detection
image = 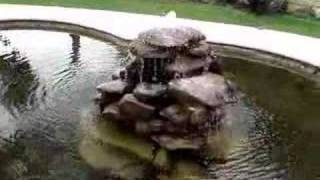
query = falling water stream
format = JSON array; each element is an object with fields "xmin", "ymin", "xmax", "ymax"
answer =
[{"xmin": 0, "ymin": 30, "xmax": 319, "ymax": 180}]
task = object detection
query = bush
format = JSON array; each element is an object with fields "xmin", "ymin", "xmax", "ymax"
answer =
[
  {"xmin": 191, "ymin": 0, "xmax": 288, "ymax": 14},
  {"xmin": 248, "ymin": 0, "xmax": 287, "ymax": 14}
]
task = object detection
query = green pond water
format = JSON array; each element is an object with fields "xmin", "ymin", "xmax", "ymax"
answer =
[{"xmin": 0, "ymin": 30, "xmax": 319, "ymax": 180}]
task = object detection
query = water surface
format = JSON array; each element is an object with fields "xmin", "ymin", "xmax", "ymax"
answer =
[{"xmin": 0, "ymin": 30, "xmax": 319, "ymax": 180}]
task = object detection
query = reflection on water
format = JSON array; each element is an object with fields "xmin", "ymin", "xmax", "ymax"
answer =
[
  {"xmin": 223, "ymin": 58, "xmax": 320, "ymax": 180},
  {"xmin": 0, "ymin": 30, "xmax": 122, "ymax": 180},
  {"xmin": 0, "ymin": 47, "xmax": 39, "ymax": 114},
  {"xmin": 210, "ymin": 100, "xmax": 288, "ymax": 180},
  {"xmin": 0, "ymin": 30, "xmax": 318, "ymax": 180}
]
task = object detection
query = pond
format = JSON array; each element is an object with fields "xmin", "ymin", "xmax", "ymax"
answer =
[{"xmin": 0, "ymin": 30, "xmax": 319, "ymax": 180}]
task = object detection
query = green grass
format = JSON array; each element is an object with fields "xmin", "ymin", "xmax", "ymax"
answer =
[{"xmin": 0, "ymin": 0, "xmax": 320, "ymax": 37}]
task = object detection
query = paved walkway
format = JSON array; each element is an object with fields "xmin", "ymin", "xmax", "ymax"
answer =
[{"xmin": 0, "ymin": 4, "xmax": 319, "ymax": 67}]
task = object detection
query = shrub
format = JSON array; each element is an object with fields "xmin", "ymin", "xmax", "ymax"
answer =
[
  {"xmin": 248, "ymin": 0, "xmax": 287, "ymax": 14},
  {"xmin": 191, "ymin": 0, "xmax": 288, "ymax": 14}
]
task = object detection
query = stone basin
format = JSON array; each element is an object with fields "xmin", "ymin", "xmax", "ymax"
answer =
[{"xmin": 0, "ymin": 30, "xmax": 318, "ymax": 180}]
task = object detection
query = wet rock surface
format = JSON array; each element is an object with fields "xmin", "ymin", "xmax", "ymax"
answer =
[
  {"xmin": 133, "ymin": 83, "xmax": 168, "ymax": 102},
  {"xmin": 138, "ymin": 27, "xmax": 205, "ymax": 47},
  {"xmin": 169, "ymin": 73, "xmax": 228, "ymax": 107},
  {"xmin": 102, "ymin": 103, "xmax": 122, "ymax": 121},
  {"xmin": 190, "ymin": 106, "xmax": 210, "ymax": 125},
  {"xmin": 129, "ymin": 40, "xmax": 173, "ymax": 59},
  {"xmin": 166, "ymin": 55, "xmax": 207, "ymax": 76},
  {"xmin": 152, "ymin": 135, "xmax": 205, "ymax": 150},
  {"xmin": 160, "ymin": 104, "xmax": 190, "ymax": 124},
  {"xmin": 94, "ymin": 27, "xmax": 237, "ymax": 179},
  {"xmin": 189, "ymin": 41, "xmax": 210, "ymax": 57},
  {"xmin": 119, "ymin": 94, "xmax": 155, "ymax": 120},
  {"xmin": 111, "ymin": 68, "xmax": 126, "ymax": 80},
  {"xmin": 97, "ymin": 79, "xmax": 131, "ymax": 94},
  {"xmin": 149, "ymin": 119, "xmax": 165, "ymax": 133}
]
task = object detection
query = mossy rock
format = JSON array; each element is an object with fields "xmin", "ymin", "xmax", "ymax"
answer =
[
  {"xmin": 84, "ymin": 116, "xmax": 170, "ymax": 168},
  {"xmin": 203, "ymin": 130, "xmax": 231, "ymax": 162},
  {"xmin": 159, "ymin": 160, "xmax": 208, "ymax": 180},
  {"xmin": 79, "ymin": 137, "xmax": 150, "ymax": 180},
  {"xmin": 154, "ymin": 148, "xmax": 170, "ymax": 171}
]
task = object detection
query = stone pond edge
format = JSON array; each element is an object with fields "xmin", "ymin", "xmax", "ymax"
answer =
[{"xmin": 0, "ymin": 19, "xmax": 319, "ymax": 82}]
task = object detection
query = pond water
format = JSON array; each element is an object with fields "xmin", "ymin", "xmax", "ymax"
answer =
[{"xmin": 0, "ymin": 30, "xmax": 319, "ymax": 180}]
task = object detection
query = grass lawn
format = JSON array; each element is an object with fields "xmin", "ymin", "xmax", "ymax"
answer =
[{"xmin": 0, "ymin": 0, "xmax": 319, "ymax": 37}]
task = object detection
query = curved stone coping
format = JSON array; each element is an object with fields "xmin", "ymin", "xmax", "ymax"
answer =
[
  {"xmin": 211, "ymin": 44, "xmax": 320, "ymax": 82},
  {"xmin": 0, "ymin": 4, "xmax": 319, "ymax": 68},
  {"xmin": 0, "ymin": 19, "xmax": 130, "ymax": 46},
  {"xmin": 1, "ymin": 19, "xmax": 318, "ymax": 83}
]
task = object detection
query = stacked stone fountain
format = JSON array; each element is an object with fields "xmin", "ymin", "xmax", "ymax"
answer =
[{"xmin": 95, "ymin": 27, "xmax": 230, "ymax": 153}]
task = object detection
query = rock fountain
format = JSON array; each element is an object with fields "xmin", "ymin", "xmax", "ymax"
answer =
[{"xmin": 93, "ymin": 27, "xmax": 235, "ymax": 179}]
